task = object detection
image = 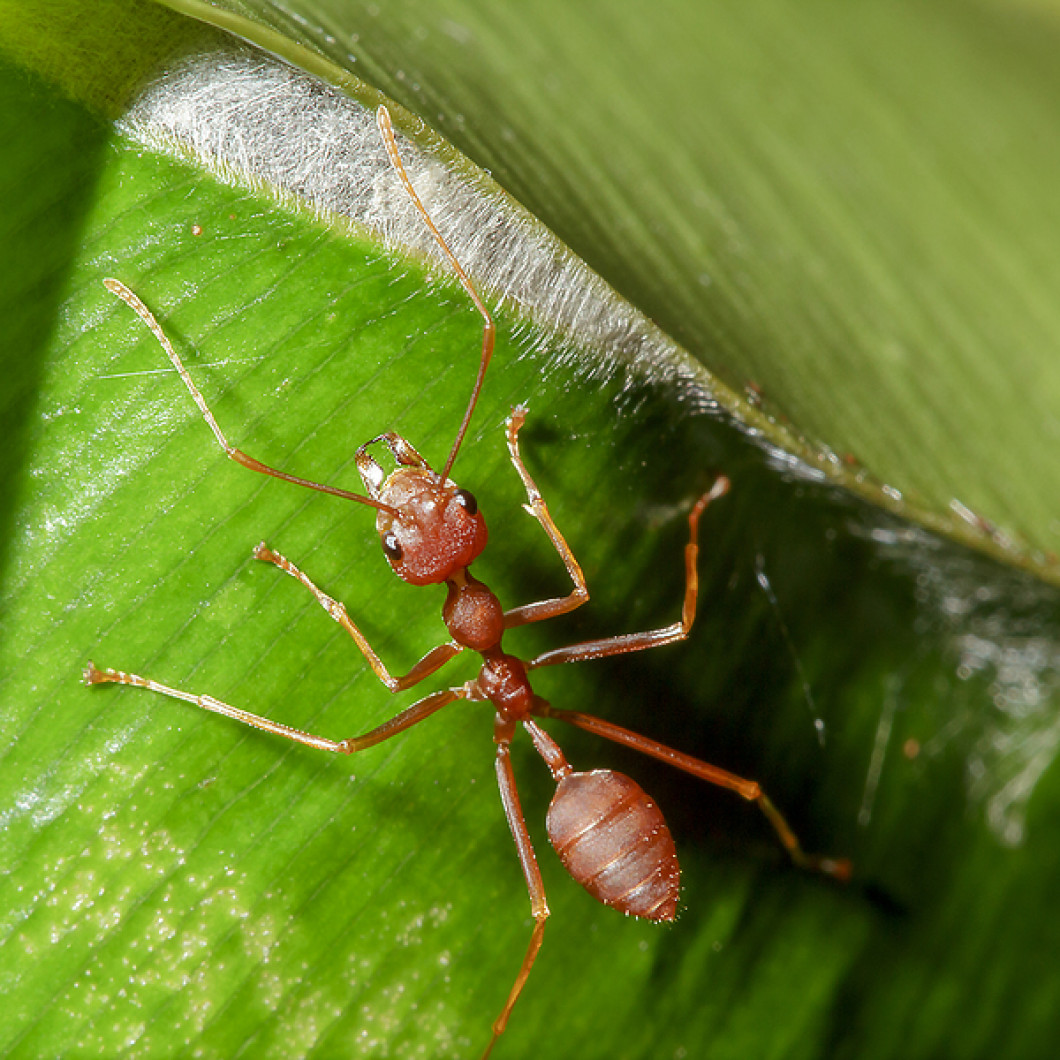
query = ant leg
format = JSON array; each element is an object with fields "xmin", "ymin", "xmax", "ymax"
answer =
[
  {"xmin": 501, "ymin": 407, "xmax": 589, "ymax": 629},
  {"xmin": 103, "ymin": 279, "xmax": 387, "ymax": 511},
  {"xmin": 84, "ymin": 662, "xmax": 463, "ymax": 754},
  {"xmin": 526, "ymin": 475, "xmax": 730, "ymax": 668},
  {"xmin": 482, "ymin": 717, "xmax": 550, "ymax": 1058},
  {"xmin": 254, "ymin": 543, "xmax": 463, "ymax": 692},
  {"xmin": 534, "ymin": 703, "xmax": 850, "ymax": 881}
]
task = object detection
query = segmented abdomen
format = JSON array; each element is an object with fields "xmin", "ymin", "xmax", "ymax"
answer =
[{"xmin": 546, "ymin": 769, "xmax": 679, "ymax": 922}]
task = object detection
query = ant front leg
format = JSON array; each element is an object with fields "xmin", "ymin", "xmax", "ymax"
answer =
[
  {"xmin": 253, "ymin": 543, "xmax": 464, "ymax": 692},
  {"xmin": 501, "ymin": 407, "xmax": 590, "ymax": 630},
  {"xmin": 526, "ymin": 474, "xmax": 730, "ymax": 669}
]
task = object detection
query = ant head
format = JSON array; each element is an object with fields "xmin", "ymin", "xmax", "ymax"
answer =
[{"xmin": 356, "ymin": 433, "xmax": 488, "ymax": 586}]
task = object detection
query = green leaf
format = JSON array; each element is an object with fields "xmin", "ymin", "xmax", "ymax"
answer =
[{"xmin": 3, "ymin": 3, "xmax": 1060, "ymax": 1060}]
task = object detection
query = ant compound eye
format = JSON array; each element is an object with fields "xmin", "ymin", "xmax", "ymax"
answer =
[
  {"xmin": 454, "ymin": 488, "xmax": 478, "ymax": 516},
  {"xmin": 382, "ymin": 531, "xmax": 403, "ymax": 563}
]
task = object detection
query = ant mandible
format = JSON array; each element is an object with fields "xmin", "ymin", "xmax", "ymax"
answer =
[{"xmin": 85, "ymin": 105, "xmax": 850, "ymax": 1058}]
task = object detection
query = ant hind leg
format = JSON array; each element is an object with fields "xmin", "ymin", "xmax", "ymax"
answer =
[
  {"xmin": 534, "ymin": 702, "xmax": 851, "ymax": 882},
  {"xmin": 482, "ymin": 717, "xmax": 551, "ymax": 1058}
]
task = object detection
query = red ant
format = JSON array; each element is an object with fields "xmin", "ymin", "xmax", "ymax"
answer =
[{"xmin": 86, "ymin": 105, "xmax": 849, "ymax": 1057}]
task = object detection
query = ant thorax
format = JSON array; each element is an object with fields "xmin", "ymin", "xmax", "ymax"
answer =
[{"xmin": 443, "ymin": 570, "xmax": 505, "ymax": 652}]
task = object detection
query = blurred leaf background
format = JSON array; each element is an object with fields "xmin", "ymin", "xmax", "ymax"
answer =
[{"xmin": 2, "ymin": 2, "xmax": 1060, "ymax": 1059}]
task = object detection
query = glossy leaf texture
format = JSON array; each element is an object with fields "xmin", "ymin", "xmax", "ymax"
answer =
[{"xmin": 2, "ymin": 3, "xmax": 1060, "ymax": 1060}]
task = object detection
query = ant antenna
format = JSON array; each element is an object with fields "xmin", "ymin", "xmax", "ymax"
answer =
[
  {"xmin": 376, "ymin": 106, "xmax": 495, "ymax": 482},
  {"xmin": 103, "ymin": 278, "xmax": 398, "ymax": 515}
]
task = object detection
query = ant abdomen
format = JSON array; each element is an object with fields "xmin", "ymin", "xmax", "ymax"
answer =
[{"xmin": 546, "ymin": 769, "xmax": 680, "ymax": 922}]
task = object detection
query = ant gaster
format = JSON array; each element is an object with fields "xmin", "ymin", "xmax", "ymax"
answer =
[{"xmin": 86, "ymin": 105, "xmax": 849, "ymax": 1058}]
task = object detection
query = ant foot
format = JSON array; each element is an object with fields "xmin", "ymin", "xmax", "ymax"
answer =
[
  {"xmin": 506, "ymin": 405, "xmax": 529, "ymax": 434},
  {"xmin": 83, "ymin": 662, "xmax": 116, "ymax": 686},
  {"xmin": 252, "ymin": 541, "xmax": 277, "ymax": 563}
]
